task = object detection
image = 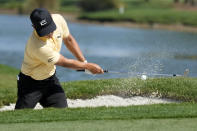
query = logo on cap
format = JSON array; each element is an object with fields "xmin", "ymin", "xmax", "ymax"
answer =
[{"xmin": 40, "ymin": 19, "xmax": 47, "ymax": 26}]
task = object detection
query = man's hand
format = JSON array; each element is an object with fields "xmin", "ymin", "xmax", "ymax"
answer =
[
  {"xmin": 85, "ymin": 63, "xmax": 104, "ymax": 74},
  {"xmin": 63, "ymin": 34, "xmax": 103, "ymax": 74}
]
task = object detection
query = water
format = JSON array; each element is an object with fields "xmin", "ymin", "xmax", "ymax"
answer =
[{"xmin": 0, "ymin": 14, "xmax": 197, "ymax": 81}]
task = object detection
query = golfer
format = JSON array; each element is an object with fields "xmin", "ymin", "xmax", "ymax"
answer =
[{"xmin": 15, "ymin": 8, "xmax": 104, "ymax": 109}]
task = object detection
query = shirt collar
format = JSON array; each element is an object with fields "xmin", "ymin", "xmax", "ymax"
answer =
[{"xmin": 34, "ymin": 30, "xmax": 48, "ymax": 42}]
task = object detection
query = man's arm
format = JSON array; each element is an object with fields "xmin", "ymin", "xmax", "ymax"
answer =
[
  {"xmin": 62, "ymin": 33, "xmax": 103, "ymax": 74},
  {"xmin": 55, "ymin": 55, "xmax": 103, "ymax": 74},
  {"xmin": 63, "ymin": 34, "xmax": 86, "ymax": 62}
]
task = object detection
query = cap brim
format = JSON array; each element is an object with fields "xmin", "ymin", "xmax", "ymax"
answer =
[{"xmin": 37, "ymin": 21, "xmax": 56, "ymax": 37}]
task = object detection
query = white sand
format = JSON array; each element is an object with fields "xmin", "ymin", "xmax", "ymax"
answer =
[{"xmin": 0, "ymin": 95, "xmax": 177, "ymax": 112}]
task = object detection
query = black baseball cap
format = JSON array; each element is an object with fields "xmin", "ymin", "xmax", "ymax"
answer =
[{"xmin": 30, "ymin": 8, "xmax": 56, "ymax": 37}]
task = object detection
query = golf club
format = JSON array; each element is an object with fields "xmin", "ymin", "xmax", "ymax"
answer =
[{"xmin": 77, "ymin": 69, "xmax": 189, "ymax": 77}]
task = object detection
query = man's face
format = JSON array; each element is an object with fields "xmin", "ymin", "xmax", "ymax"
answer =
[
  {"xmin": 44, "ymin": 32, "xmax": 53, "ymax": 38},
  {"xmin": 32, "ymin": 25, "xmax": 54, "ymax": 38}
]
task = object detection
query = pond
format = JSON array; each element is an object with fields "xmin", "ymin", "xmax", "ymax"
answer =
[{"xmin": 0, "ymin": 14, "xmax": 197, "ymax": 81}]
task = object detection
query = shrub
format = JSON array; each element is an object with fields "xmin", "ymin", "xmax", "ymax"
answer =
[
  {"xmin": 23, "ymin": 0, "xmax": 60, "ymax": 13},
  {"xmin": 79, "ymin": 0, "xmax": 121, "ymax": 12}
]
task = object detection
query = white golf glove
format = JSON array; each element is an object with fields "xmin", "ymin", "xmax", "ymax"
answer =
[{"xmin": 84, "ymin": 60, "xmax": 93, "ymax": 75}]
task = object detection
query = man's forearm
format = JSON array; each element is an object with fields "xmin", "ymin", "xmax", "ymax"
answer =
[
  {"xmin": 63, "ymin": 34, "xmax": 86, "ymax": 62},
  {"xmin": 55, "ymin": 55, "xmax": 86, "ymax": 70},
  {"xmin": 56, "ymin": 55, "xmax": 104, "ymax": 74}
]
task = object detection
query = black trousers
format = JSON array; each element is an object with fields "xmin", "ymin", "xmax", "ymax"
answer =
[{"xmin": 15, "ymin": 72, "xmax": 67, "ymax": 109}]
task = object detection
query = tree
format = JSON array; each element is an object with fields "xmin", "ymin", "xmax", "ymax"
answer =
[
  {"xmin": 23, "ymin": 0, "xmax": 60, "ymax": 13},
  {"xmin": 174, "ymin": 0, "xmax": 180, "ymax": 3},
  {"xmin": 190, "ymin": 0, "xmax": 195, "ymax": 6},
  {"xmin": 184, "ymin": 0, "xmax": 189, "ymax": 4},
  {"xmin": 184, "ymin": 0, "xmax": 196, "ymax": 6},
  {"xmin": 79, "ymin": 0, "xmax": 121, "ymax": 12}
]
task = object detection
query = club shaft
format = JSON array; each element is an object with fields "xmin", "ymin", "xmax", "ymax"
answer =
[
  {"xmin": 77, "ymin": 70, "xmax": 182, "ymax": 77},
  {"xmin": 109, "ymin": 72, "xmax": 182, "ymax": 77},
  {"xmin": 77, "ymin": 69, "xmax": 108, "ymax": 73}
]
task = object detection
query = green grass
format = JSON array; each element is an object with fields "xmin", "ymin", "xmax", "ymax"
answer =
[
  {"xmin": 1, "ymin": 103, "xmax": 197, "ymax": 123},
  {"xmin": 123, "ymin": 0, "xmax": 174, "ymax": 9},
  {"xmin": 0, "ymin": 64, "xmax": 197, "ymax": 130},
  {"xmin": 63, "ymin": 77, "xmax": 197, "ymax": 102},
  {"xmin": 1, "ymin": 103, "xmax": 197, "ymax": 131},
  {"xmin": 0, "ymin": 0, "xmax": 24, "ymax": 9},
  {"xmin": 59, "ymin": 0, "xmax": 80, "ymax": 13},
  {"xmin": 1, "ymin": 64, "xmax": 197, "ymax": 107},
  {"xmin": 59, "ymin": 5, "xmax": 81, "ymax": 13},
  {"xmin": 79, "ymin": 8, "xmax": 197, "ymax": 26},
  {"xmin": 79, "ymin": 0, "xmax": 197, "ymax": 27},
  {"xmin": 1, "ymin": 118, "xmax": 197, "ymax": 131},
  {"xmin": 0, "ymin": 64, "xmax": 18, "ymax": 107}
]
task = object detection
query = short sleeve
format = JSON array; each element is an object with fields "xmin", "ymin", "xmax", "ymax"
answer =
[
  {"xmin": 34, "ymin": 46, "xmax": 60, "ymax": 65},
  {"xmin": 59, "ymin": 15, "xmax": 70, "ymax": 38}
]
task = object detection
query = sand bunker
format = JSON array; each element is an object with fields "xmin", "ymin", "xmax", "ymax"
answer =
[{"xmin": 0, "ymin": 95, "xmax": 177, "ymax": 111}]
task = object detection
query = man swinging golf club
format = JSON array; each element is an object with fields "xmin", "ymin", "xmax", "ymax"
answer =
[{"xmin": 15, "ymin": 8, "xmax": 104, "ymax": 109}]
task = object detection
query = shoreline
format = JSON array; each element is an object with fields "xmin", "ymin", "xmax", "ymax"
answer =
[
  {"xmin": 64, "ymin": 13, "xmax": 197, "ymax": 33},
  {"xmin": 70, "ymin": 19, "xmax": 197, "ymax": 33},
  {"xmin": 1, "ymin": 9, "xmax": 197, "ymax": 33}
]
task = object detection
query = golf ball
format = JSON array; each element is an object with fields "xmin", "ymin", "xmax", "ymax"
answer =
[{"xmin": 141, "ymin": 75, "xmax": 147, "ymax": 80}]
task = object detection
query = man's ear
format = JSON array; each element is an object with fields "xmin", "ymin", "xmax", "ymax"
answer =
[{"xmin": 32, "ymin": 24, "xmax": 35, "ymax": 29}]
